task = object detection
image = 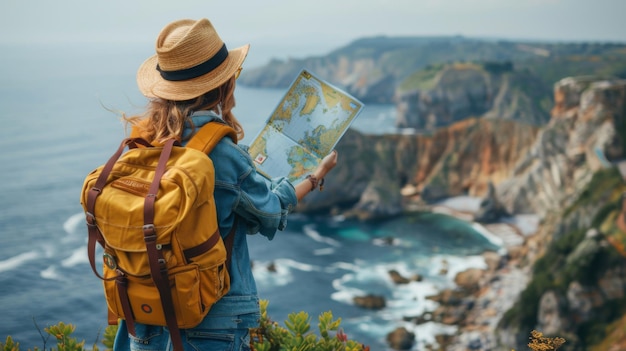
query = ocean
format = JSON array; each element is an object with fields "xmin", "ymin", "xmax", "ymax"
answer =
[{"xmin": 0, "ymin": 42, "xmax": 500, "ymax": 350}]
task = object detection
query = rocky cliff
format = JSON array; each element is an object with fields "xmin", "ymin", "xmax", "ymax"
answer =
[
  {"xmin": 395, "ymin": 63, "xmax": 551, "ymax": 130},
  {"xmin": 492, "ymin": 78, "xmax": 626, "ymax": 350},
  {"xmin": 302, "ymin": 77, "xmax": 626, "ymax": 220},
  {"xmin": 298, "ymin": 116, "xmax": 539, "ymax": 219},
  {"xmin": 298, "ymin": 77, "xmax": 626, "ymax": 349},
  {"xmin": 497, "ymin": 77, "xmax": 626, "ymax": 217}
]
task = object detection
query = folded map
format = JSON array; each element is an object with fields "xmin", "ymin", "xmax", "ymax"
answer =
[{"xmin": 248, "ymin": 69, "xmax": 364, "ymax": 183}]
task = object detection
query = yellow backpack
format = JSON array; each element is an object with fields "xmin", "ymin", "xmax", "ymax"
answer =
[{"xmin": 80, "ymin": 122, "xmax": 237, "ymax": 351}]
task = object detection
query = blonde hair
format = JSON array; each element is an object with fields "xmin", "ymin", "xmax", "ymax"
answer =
[{"xmin": 125, "ymin": 76, "xmax": 244, "ymax": 143}]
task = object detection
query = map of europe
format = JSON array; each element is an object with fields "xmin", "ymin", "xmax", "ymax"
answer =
[{"xmin": 248, "ymin": 70, "xmax": 363, "ymax": 183}]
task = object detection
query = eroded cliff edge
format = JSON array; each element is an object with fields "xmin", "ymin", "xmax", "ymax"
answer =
[{"xmin": 299, "ymin": 77, "xmax": 625, "ymax": 220}]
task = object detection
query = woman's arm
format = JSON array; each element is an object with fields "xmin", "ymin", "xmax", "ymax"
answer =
[{"xmin": 294, "ymin": 150, "xmax": 338, "ymax": 201}]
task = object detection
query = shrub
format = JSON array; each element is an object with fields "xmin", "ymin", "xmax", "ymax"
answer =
[{"xmin": 250, "ymin": 300, "xmax": 369, "ymax": 351}]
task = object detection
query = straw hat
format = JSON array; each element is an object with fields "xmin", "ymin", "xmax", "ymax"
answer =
[{"xmin": 137, "ymin": 18, "xmax": 249, "ymax": 101}]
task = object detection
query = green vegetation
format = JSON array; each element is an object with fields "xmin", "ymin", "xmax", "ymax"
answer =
[
  {"xmin": 398, "ymin": 63, "xmax": 446, "ymax": 91},
  {"xmin": 517, "ymin": 50, "xmax": 626, "ymax": 89},
  {"xmin": 251, "ymin": 300, "xmax": 368, "ymax": 351},
  {"xmin": 564, "ymin": 167, "xmax": 624, "ymax": 220},
  {"xmin": 1, "ymin": 318, "xmax": 568, "ymax": 351},
  {"xmin": 1, "ymin": 302, "xmax": 368, "ymax": 351},
  {"xmin": 0, "ymin": 322, "xmax": 116, "ymax": 351}
]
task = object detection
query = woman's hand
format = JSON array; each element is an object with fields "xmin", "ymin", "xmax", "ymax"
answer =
[
  {"xmin": 294, "ymin": 150, "xmax": 339, "ymax": 201},
  {"xmin": 316, "ymin": 150, "xmax": 338, "ymax": 178}
]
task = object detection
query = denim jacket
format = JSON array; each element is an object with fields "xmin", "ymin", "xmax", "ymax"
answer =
[
  {"xmin": 183, "ymin": 111, "xmax": 297, "ymax": 318},
  {"xmin": 114, "ymin": 111, "xmax": 297, "ymax": 350}
]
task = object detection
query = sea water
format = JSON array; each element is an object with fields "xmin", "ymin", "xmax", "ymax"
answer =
[{"xmin": 0, "ymin": 42, "xmax": 499, "ymax": 351}]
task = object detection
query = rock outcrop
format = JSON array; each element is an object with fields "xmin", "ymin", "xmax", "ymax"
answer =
[
  {"xmin": 353, "ymin": 294, "xmax": 386, "ymax": 310},
  {"xmin": 497, "ymin": 77, "xmax": 626, "ymax": 216},
  {"xmin": 386, "ymin": 327, "xmax": 415, "ymax": 350},
  {"xmin": 395, "ymin": 64, "xmax": 551, "ymax": 130},
  {"xmin": 298, "ymin": 118, "xmax": 539, "ymax": 217}
]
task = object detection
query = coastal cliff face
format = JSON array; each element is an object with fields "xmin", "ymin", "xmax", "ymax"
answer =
[
  {"xmin": 492, "ymin": 78, "xmax": 626, "ymax": 350},
  {"xmin": 300, "ymin": 76, "xmax": 625, "ymax": 222},
  {"xmin": 298, "ymin": 116, "xmax": 538, "ymax": 219},
  {"xmin": 497, "ymin": 77, "xmax": 626, "ymax": 217},
  {"xmin": 395, "ymin": 64, "xmax": 551, "ymax": 130}
]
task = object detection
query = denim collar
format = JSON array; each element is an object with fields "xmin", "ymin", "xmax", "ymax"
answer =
[{"xmin": 182, "ymin": 110, "xmax": 223, "ymax": 140}]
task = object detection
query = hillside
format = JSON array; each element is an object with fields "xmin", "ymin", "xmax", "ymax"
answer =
[{"xmin": 238, "ymin": 35, "xmax": 626, "ymax": 106}]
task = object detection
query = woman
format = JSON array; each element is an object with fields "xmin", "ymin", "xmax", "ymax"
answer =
[{"xmin": 113, "ymin": 18, "xmax": 338, "ymax": 351}]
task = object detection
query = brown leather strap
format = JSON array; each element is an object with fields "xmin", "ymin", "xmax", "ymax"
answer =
[
  {"xmin": 142, "ymin": 139, "xmax": 184, "ymax": 351},
  {"xmin": 183, "ymin": 230, "xmax": 221, "ymax": 261},
  {"xmin": 115, "ymin": 274, "xmax": 136, "ymax": 335},
  {"xmin": 86, "ymin": 218, "xmax": 109, "ymax": 280}
]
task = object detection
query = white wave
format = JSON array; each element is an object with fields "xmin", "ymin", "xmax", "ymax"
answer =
[
  {"xmin": 471, "ymin": 223, "xmax": 507, "ymax": 254},
  {"xmin": 302, "ymin": 224, "xmax": 341, "ymax": 247},
  {"xmin": 313, "ymin": 247, "xmax": 335, "ymax": 256},
  {"xmin": 384, "ymin": 281, "xmax": 440, "ymax": 318},
  {"xmin": 350, "ymin": 261, "xmax": 442, "ymax": 318},
  {"xmin": 41, "ymin": 265, "xmax": 62, "ymax": 280},
  {"xmin": 63, "ymin": 212, "xmax": 85, "ymax": 235},
  {"xmin": 330, "ymin": 255, "xmax": 488, "ymax": 317},
  {"xmin": 329, "ymin": 261, "xmax": 360, "ymax": 271},
  {"xmin": 252, "ymin": 260, "xmax": 293, "ymax": 287},
  {"xmin": 407, "ymin": 320, "xmax": 458, "ymax": 350},
  {"xmin": 331, "ymin": 214, "xmax": 345, "ymax": 222},
  {"xmin": 277, "ymin": 258, "xmax": 321, "ymax": 272},
  {"xmin": 0, "ymin": 251, "xmax": 38, "ymax": 273},
  {"xmin": 372, "ymin": 237, "xmax": 401, "ymax": 247},
  {"xmin": 253, "ymin": 257, "xmax": 324, "ymax": 289},
  {"xmin": 427, "ymin": 254, "xmax": 488, "ymax": 282},
  {"xmin": 331, "ymin": 272, "xmax": 368, "ymax": 305},
  {"xmin": 61, "ymin": 246, "xmax": 89, "ymax": 267}
]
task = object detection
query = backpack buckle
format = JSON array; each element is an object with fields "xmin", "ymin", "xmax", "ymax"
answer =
[
  {"xmin": 85, "ymin": 212, "xmax": 97, "ymax": 226},
  {"xmin": 143, "ymin": 224, "xmax": 156, "ymax": 238}
]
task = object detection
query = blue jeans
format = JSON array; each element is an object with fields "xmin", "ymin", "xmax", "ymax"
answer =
[{"xmin": 113, "ymin": 312, "xmax": 259, "ymax": 351}]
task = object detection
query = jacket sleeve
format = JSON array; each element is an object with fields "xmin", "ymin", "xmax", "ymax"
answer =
[
  {"xmin": 236, "ymin": 170, "xmax": 298, "ymax": 239},
  {"xmin": 212, "ymin": 140, "xmax": 298, "ymax": 240}
]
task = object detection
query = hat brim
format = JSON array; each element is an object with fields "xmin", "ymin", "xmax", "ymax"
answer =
[{"xmin": 137, "ymin": 44, "xmax": 250, "ymax": 101}]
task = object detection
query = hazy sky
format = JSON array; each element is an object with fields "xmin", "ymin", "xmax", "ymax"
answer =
[{"xmin": 2, "ymin": 0, "xmax": 625, "ymax": 67}]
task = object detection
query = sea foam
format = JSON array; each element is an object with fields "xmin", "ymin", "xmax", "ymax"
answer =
[
  {"xmin": 61, "ymin": 245, "xmax": 89, "ymax": 267},
  {"xmin": 0, "ymin": 251, "xmax": 38, "ymax": 273},
  {"xmin": 303, "ymin": 224, "xmax": 341, "ymax": 247},
  {"xmin": 63, "ymin": 212, "xmax": 85, "ymax": 235},
  {"xmin": 41, "ymin": 265, "xmax": 62, "ymax": 280}
]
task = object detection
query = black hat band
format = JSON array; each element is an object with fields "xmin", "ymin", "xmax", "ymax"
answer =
[{"xmin": 157, "ymin": 43, "xmax": 228, "ymax": 81}]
